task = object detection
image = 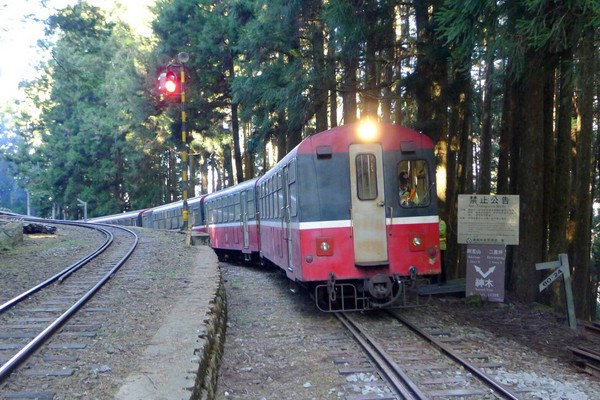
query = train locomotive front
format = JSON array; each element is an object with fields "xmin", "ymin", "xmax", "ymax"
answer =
[{"xmin": 258, "ymin": 122, "xmax": 441, "ymax": 311}]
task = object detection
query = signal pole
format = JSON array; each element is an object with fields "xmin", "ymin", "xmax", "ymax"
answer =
[
  {"xmin": 178, "ymin": 52, "xmax": 191, "ymax": 246},
  {"xmin": 157, "ymin": 53, "xmax": 191, "ymax": 245}
]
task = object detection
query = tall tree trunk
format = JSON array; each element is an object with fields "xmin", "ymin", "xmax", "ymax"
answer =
[
  {"xmin": 394, "ymin": 2, "xmax": 411, "ymax": 125},
  {"xmin": 188, "ymin": 152, "xmax": 196, "ymax": 198},
  {"xmin": 228, "ymin": 59, "xmax": 244, "ymax": 184},
  {"xmin": 327, "ymin": 36, "xmax": 338, "ymax": 128},
  {"xmin": 381, "ymin": 55, "xmax": 393, "ymax": 123},
  {"xmin": 572, "ymin": 27, "xmax": 595, "ymax": 319},
  {"xmin": 549, "ymin": 53, "xmax": 573, "ymax": 261},
  {"xmin": 413, "ymin": 0, "xmax": 448, "ymax": 211},
  {"xmin": 342, "ymin": 57, "xmax": 358, "ymax": 124},
  {"xmin": 478, "ymin": 54, "xmax": 494, "ymax": 194},
  {"xmin": 242, "ymin": 124, "xmax": 254, "ymax": 179},
  {"xmin": 362, "ymin": 1, "xmax": 379, "ymax": 120},
  {"xmin": 168, "ymin": 149, "xmax": 177, "ymax": 202},
  {"xmin": 223, "ymin": 144, "xmax": 233, "ymax": 187},
  {"xmin": 413, "ymin": 0, "xmax": 433, "ymax": 131},
  {"xmin": 511, "ymin": 54, "xmax": 546, "ymax": 301},
  {"xmin": 446, "ymin": 67, "xmax": 471, "ymax": 279},
  {"xmin": 276, "ymin": 112, "xmax": 288, "ymax": 162},
  {"xmin": 310, "ymin": 1, "xmax": 328, "ymax": 133},
  {"xmin": 497, "ymin": 61, "xmax": 514, "ymax": 196},
  {"xmin": 200, "ymin": 151, "xmax": 209, "ymax": 195},
  {"xmin": 542, "ymin": 63, "xmax": 556, "ymax": 262}
]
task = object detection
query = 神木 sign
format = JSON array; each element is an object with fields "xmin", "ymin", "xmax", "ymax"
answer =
[{"xmin": 466, "ymin": 244, "xmax": 506, "ymax": 302}]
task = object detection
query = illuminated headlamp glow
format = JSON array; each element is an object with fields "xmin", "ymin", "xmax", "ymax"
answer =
[{"xmin": 358, "ymin": 120, "xmax": 377, "ymax": 141}]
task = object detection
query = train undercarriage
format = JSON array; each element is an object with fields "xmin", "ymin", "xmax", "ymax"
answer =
[{"xmin": 313, "ymin": 272, "xmax": 431, "ymax": 312}]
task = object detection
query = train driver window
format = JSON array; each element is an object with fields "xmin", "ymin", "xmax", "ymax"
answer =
[{"xmin": 397, "ymin": 160, "xmax": 430, "ymax": 207}]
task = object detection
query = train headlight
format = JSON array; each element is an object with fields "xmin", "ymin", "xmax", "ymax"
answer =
[
  {"xmin": 316, "ymin": 238, "xmax": 334, "ymax": 256},
  {"xmin": 358, "ymin": 120, "xmax": 378, "ymax": 141},
  {"xmin": 409, "ymin": 232, "xmax": 425, "ymax": 251}
]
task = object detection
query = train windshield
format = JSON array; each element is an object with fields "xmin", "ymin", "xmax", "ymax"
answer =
[{"xmin": 398, "ymin": 160, "xmax": 431, "ymax": 207}]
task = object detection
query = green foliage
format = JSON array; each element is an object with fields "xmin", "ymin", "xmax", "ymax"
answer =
[
  {"xmin": 7, "ymin": 1, "xmax": 166, "ymax": 218},
  {"xmin": 436, "ymin": 0, "xmax": 600, "ymax": 78}
]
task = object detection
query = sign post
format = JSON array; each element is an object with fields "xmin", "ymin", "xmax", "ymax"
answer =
[
  {"xmin": 458, "ymin": 194, "xmax": 519, "ymax": 302},
  {"xmin": 77, "ymin": 198, "xmax": 88, "ymax": 221},
  {"xmin": 536, "ymin": 254, "xmax": 577, "ymax": 330}
]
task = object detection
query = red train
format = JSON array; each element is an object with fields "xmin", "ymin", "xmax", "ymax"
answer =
[{"xmin": 90, "ymin": 122, "xmax": 441, "ymax": 311}]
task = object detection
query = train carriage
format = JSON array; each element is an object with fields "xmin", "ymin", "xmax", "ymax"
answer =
[
  {"xmin": 257, "ymin": 122, "xmax": 440, "ymax": 311},
  {"xmin": 205, "ymin": 178, "xmax": 259, "ymax": 261},
  {"xmin": 87, "ymin": 209, "xmax": 146, "ymax": 226},
  {"xmin": 142, "ymin": 195, "xmax": 208, "ymax": 233}
]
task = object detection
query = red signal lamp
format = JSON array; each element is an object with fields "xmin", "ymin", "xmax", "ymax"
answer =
[
  {"xmin": 157, "ymin": 69, "xmax": 181, "ymax": 102},
  {"xmin": 163, "ymin": 71, "xmax": 178, "ymax": 94}
]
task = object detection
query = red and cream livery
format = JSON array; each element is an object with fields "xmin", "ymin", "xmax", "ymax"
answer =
[
  {"xmin": 90, "ymin": 122, "xmax": 441, "ymax": 311},
  {"xmin": 207, "ymin": 122, "xmax": 441, "ymax": 311}
]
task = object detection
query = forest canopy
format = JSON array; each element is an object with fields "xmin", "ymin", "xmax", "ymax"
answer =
[{"xmin": 0, "ymin": 0, "xmax": 599, "ymax": 318}]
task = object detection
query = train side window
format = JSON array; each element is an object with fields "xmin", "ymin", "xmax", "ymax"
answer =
[
  {"xmin": 228, "ymin": 196, "xmax": 234, "ymax": 222},
  {"xmin": 235, "ymin": 193, "xmax": 241, "ymax": 221},
  {"xmin": 289, "ymin": 159, "xmax": 296, "ymax": 182},
  {"xmin": 260, "ymin": 185, "xmax": 265, "ymax": 219},
  {"xmin": 277, "ymin": 188, "xmax": 282, "ymax": 218},
  {"xmin": 355, "ymin": 153, "xmax": 378, "ymax": 200},
  {"xmin": 269, "ymin": 179, "xmax": 274, "ymax": 219},
  {"xmin": 397, "ymin": 160, "xmax": 431, "ymax": 207},
  {"xmin": 289, "ymin": 181, "xmax": 297, "ymax": 217},
  {"xmin": 248, "ymin": 192, "xmax": 255, "ymax": 219}
]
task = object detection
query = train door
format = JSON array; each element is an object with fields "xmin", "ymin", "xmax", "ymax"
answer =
[
  {"xmin": 283, "ymin": 166, "xmax": 293, "ymax": 272},
  {"xmin": 241, "ymin": 191, "xmax": 250, "ymax": 249},
  {"xmin": 349, "ymin": 144, "xmax": 388, "ymax": 265}
]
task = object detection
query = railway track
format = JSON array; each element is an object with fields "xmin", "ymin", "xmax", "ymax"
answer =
[
  {"xmin": 217, "ymin": 262, "xmax": 599, "ymax": 399},
  {"xmin": 0, "ymin": 220, "xmax": 138, "ymax": 397},
  {"xmin": 336, "ymin": 310, "xmax": 524, "ymax": 399},
  {"xmin": 570, "ymin": 321, "xmax": 600, "ymax": 377}
]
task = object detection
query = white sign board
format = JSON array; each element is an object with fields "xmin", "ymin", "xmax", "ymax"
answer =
[{"xmin": 458, "ymin": 194, "xmax": 519, "ymax": 245}]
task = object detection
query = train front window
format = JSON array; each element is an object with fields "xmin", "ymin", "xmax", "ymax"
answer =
[
  {"xmin": 397, "ymin": 160, "xmax": 431, "ymax": 207},
  {"xmin": 355, "ymin": 153, "xmax": 378, "ymax": 200}
]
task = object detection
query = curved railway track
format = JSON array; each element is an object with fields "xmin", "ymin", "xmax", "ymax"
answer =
[
  {"xmin": 0, "ymin": 219, "xmax": 138, "ymax": 391},
  {"xmin": 336, "ymin": 310, "xmax": 523, "ymax": 399}
]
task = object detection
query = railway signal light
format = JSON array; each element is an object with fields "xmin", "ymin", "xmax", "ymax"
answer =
[{"xmin": 157, "ymin": 68, "xmax": 181, "ymax": 102}]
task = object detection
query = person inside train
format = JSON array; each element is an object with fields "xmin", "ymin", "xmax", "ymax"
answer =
[{"xmin": 399, "ymin": 171, "xmax": 419, "ymax": 206}]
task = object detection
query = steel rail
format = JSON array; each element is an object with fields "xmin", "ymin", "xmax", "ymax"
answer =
[
  {"xmin": 335, "ymin": 312, "xmax": 427, "ymax": 400},
  {"xmin": 0, "ymin": 220, "xmax": 113, "ymax": 313},
  {"xmin": 0, "ymin": 224, "xmax": 139, "ymax": 383},
  {"xmin": 388, "ymin": 310, "xmax": 522, "ymax": 400}
]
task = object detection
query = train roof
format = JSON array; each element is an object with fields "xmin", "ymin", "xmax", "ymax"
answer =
[
  {"xmin": 144, "ymin": 195, "xmax": 207, "ymax": 214},
  {"xmin": 295, "ymin": 123, "xmax": 433, "ymax": 155},
  {"xmin": 87, "ymin": 208, "xmax": 145, "ymax": 223},
  {"xmin": 257, "ymin": 123, "xmax": 433, "ymax": 182},
  {"xmin": 204, "ymin": 177, "xmax": 259, "ymax": 201}
]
